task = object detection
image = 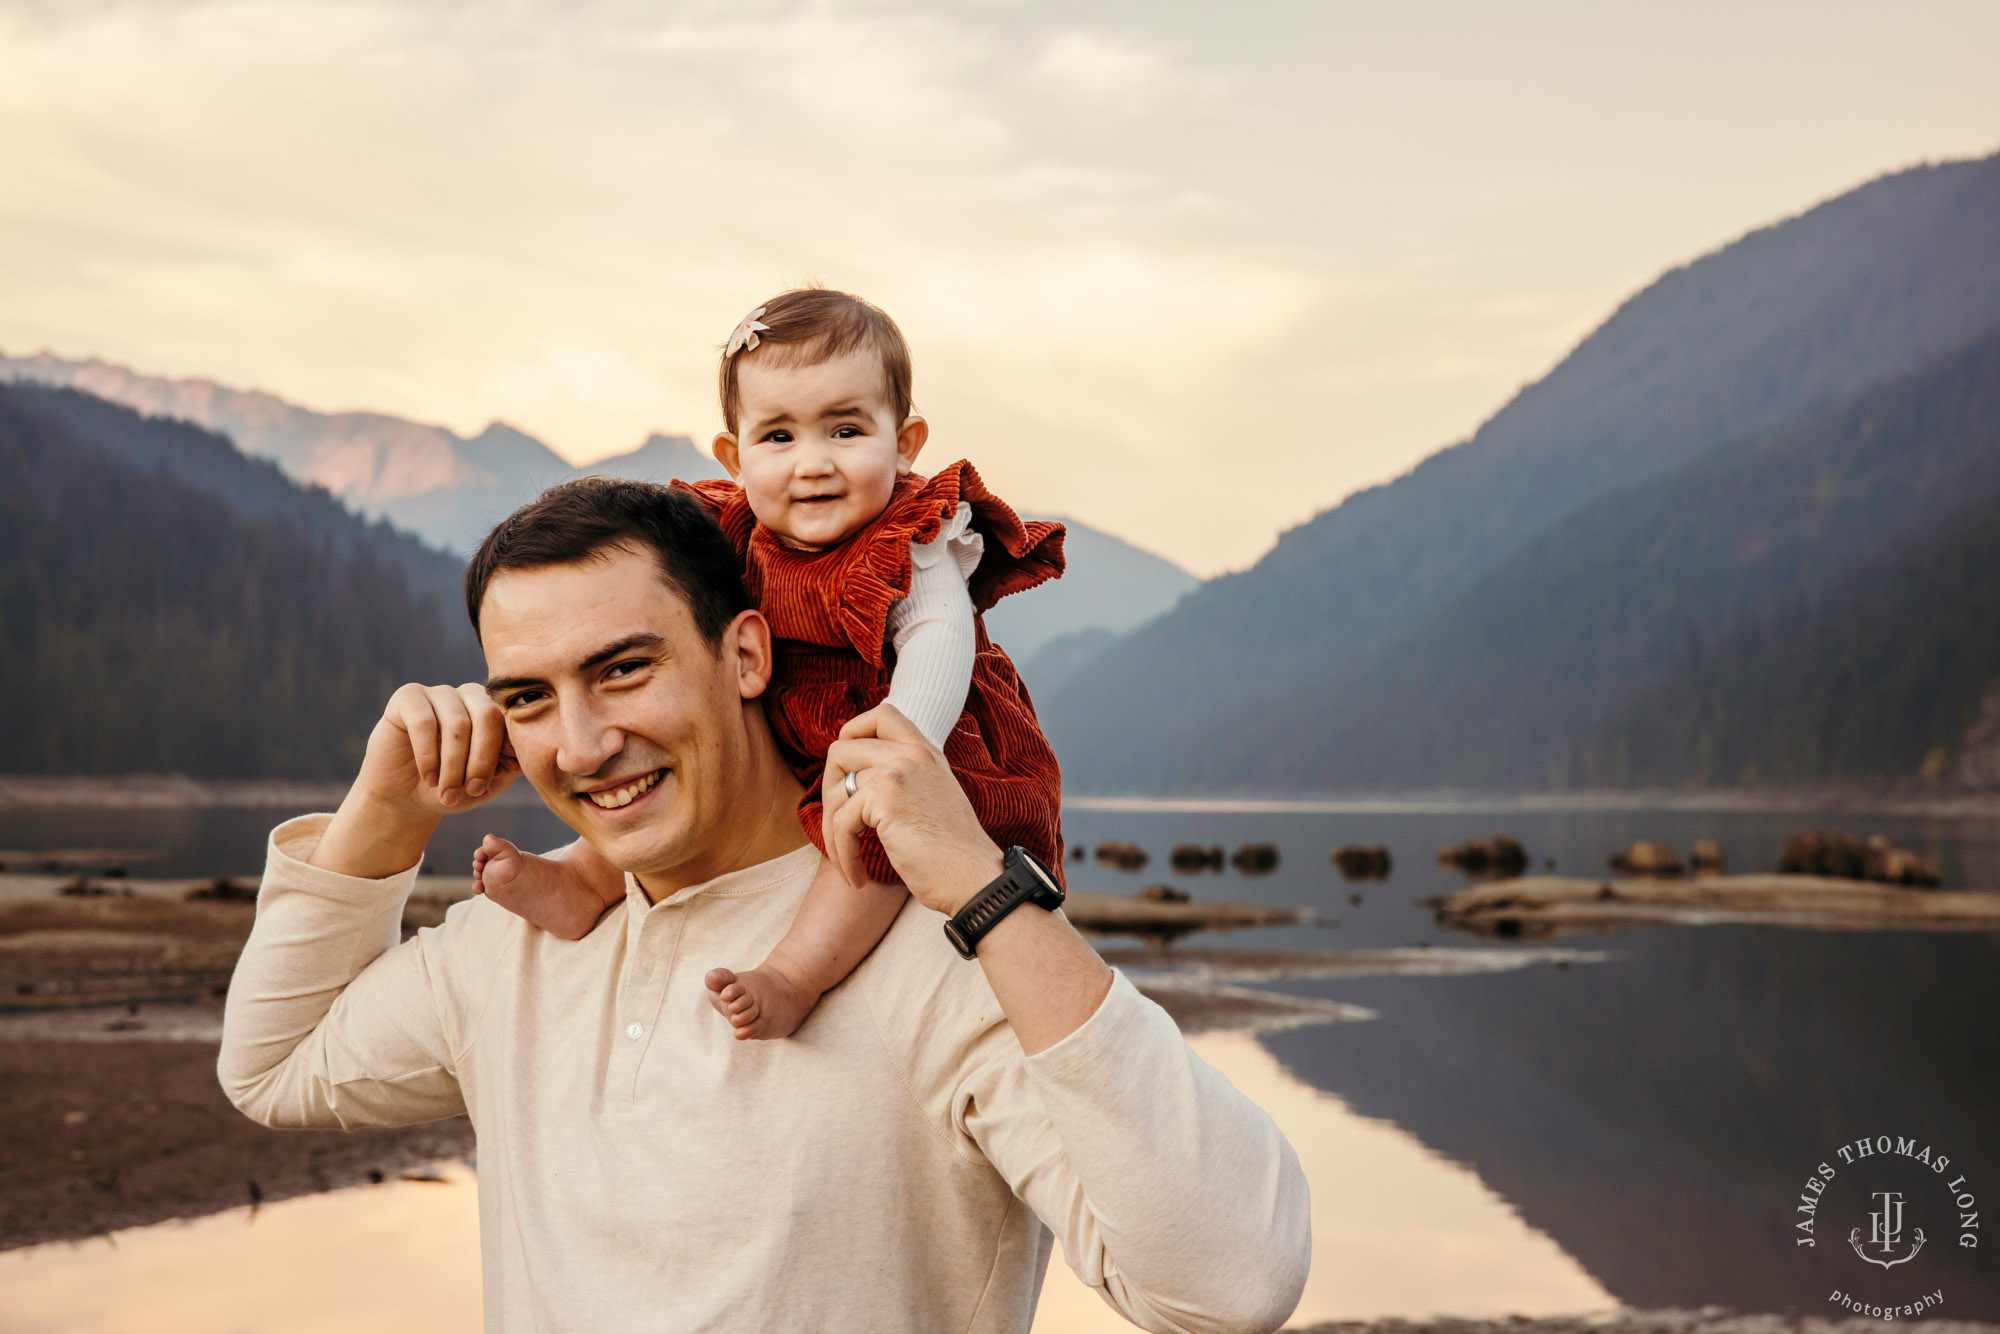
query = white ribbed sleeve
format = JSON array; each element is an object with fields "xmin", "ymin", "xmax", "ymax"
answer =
[{"xmin": 884, "ymin": 502, "xmax": 983, "ymax": 751}]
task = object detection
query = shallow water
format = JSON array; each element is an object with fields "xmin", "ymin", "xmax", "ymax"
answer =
[{"xmin": 2, "ymin": 798, "xmax": 1995, "ymax": 1325}]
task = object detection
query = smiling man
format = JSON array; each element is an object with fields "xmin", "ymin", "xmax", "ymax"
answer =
[{"xmin": 218, "ymin": 478, "xmax": 1310, "ymax": 1333}]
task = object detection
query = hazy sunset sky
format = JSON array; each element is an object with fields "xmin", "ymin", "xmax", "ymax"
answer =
[{"xmin": 4, "ymin": 0, "xmax": 1998, "ymax": 574}]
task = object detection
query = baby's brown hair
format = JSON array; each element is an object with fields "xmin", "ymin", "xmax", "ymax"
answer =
[{"xmin": 719, "ymin": 288, "xmax": 913, "ymax": 434}]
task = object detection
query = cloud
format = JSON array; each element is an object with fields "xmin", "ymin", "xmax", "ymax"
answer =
[
  {"xmin": 1027, "ymin": 29, "xmax": 1225, "ymax": 120},
  {"xmin": 5, "ymin": 1, "xmax": 1998, "ymax": 574}
]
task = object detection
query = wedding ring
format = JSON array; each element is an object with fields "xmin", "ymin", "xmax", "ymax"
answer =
[{"xmin": 843, "ymin": 769, "xmax": 860, "ymax": 798}]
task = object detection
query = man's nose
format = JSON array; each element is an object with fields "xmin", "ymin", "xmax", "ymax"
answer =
[{"xmin": 556, "ymin": 697, "xmax": 624, "ymax": 778}]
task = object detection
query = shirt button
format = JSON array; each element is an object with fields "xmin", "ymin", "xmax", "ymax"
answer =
[{"xmin": 625, "ymin": 1022, "xmax": 644, "ymax": 1040}]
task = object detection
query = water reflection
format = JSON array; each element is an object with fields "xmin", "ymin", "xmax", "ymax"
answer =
[
  {"xmin": 5, "ymin": 799, "xmax": 1995, "ymax": 1325},
  {"xmin": 1034, "ymin": 1030, "xmax": 1614, "ymax": 1332},
  {"xmin": 0, "ymin": 1035, "xmax": 1611, "ymax": 1333},
  {"xmin": 1, "ymin": 1165, "xmax": 481, "ymax": 1334}
]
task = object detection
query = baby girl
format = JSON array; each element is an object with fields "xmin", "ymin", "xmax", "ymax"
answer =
[{"xmin": 473, "ymin": 287, "xmax": 1067, "ymax": 1040}]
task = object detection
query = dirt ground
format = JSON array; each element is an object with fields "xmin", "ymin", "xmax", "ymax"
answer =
[{"xmin": 0, "ymin": 879, "xmax": 472, "ymax": 1251}]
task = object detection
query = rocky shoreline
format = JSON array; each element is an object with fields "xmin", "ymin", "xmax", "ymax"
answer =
[{"xmin": 10, "ymin": 772, "xmax": 2000, "ymax": 817}]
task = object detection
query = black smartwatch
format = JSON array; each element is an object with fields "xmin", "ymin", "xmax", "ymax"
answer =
[{"xmin": 944, "ymin": 846, "xmax": 1066, "ymax": 959}]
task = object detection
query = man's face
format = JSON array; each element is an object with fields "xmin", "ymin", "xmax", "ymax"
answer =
[{"xmin": 479, "ymin": 544, "xmax": 766, "ymax": 886}]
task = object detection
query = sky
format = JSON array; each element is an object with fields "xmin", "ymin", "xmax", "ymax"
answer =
[{"xmin": 3, "ymin": 1, "xmax": 1998, "ymax": 576}]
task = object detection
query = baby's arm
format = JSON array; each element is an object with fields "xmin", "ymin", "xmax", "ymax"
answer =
[
  {"xmin": 882, "ymin": 502, "xmax": 982, "ymax": 750},
  {"xmin": 473, "ymin": 835, "xmax": 626, "ymax": 940}
]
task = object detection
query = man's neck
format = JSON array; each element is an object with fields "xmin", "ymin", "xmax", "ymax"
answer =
[{"xmin": 632, "ymin": 732, "xmax": 809, "ymax": 904}]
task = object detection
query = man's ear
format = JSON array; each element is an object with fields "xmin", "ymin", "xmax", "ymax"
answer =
[
  {"xmin": 724, "ymin": 608, "xmax": 774, "ymax": 700},
  {"xmin": 895, "ymin": 414, "xmax": 928, "ymax": 476},
  {"xmin": 712, "ymin": 432, "xmax": 742, "ymax": 481}
]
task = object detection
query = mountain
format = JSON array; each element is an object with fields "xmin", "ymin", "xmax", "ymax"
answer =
[
  {"xmin": 1239, "ymin": 321, "xmax": 2000, "ymax": 791},
  {"xmin": 1, "ymin": 383, "xmax": 476, "ymax": 640},
  {"xmin": 983, "ymin": 519, "xmax": 1197, "ymax": 668},
  {"xmin": 0, "ymin": 386, "xmax": 480, "ymax": 778},
  {"xmin": 1039, "ymin": 150, "xmax": 2000, "ymax": 792},
  {"xmin": 0, "ymin": 351, "xmax": 728, "ymax": 555},
  {"xmin": 0, "ymin": 355, "xmax": 1192, "ymax": 664}
]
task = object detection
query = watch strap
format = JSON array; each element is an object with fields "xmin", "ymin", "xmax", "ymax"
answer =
[{"xmin": 944, "ymin": 846, "xmax": 1064, "ymax": 959}]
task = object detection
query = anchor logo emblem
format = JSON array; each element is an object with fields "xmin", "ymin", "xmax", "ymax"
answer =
[{"xmin": 1849, "ymin": 1190, "xmax": 1926, "ymax": 1269}]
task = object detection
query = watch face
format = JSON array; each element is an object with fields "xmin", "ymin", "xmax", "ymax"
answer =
[{"xmin": 1012, "ymin": 847, "xmax": 1063, "ymax": 903}]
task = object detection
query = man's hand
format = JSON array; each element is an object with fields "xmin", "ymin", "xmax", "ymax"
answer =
[
  {"xmin": 309, "ymin": 683, "xmax": 520, "ymax": 880},
  {"xmin": 822, "ymin": 705, "xmax": 1003, "ymax": 918},
  {"xmin": 824, "ymin": 703, "xmax": 1110, "ymax": 1056}
]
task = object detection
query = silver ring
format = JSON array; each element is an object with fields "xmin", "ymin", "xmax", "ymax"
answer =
[{"xmin": 843, "ymin": 769, "xmax": 860, "ymax": 798}]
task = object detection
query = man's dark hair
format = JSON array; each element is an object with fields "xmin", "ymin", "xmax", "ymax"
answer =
[{"xmin": 464, "ymin": 477, "xmax": 749, "ymax": 645}]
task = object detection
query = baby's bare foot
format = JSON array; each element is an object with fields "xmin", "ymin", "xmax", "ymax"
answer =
[
  {"xmin": 474, "ymin": 835, "xmax": 616, "ymax": 941},
  {"xmin": 704, "ymin": 966, "xmax": 818, "ymax": 1041}
]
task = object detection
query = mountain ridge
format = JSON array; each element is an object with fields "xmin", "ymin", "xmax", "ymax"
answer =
[{"xmin": 1041, "ymin": 149, "xmax": 2000, "ymax": 791}]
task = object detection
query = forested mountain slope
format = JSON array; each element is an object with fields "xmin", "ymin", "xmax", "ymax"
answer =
[
  {"xmin": 0, "ymin": 389, "xmax": 478, "ymax": 778},
  {"xmin": 1041, "ymin": 151, "xmax": 2000, "ymax": 791},
  {"xmin": 6, "ymin": 383, "xmax": 475, "ymax": 642},
  {"xmin": 1230, "ymin": 323, "xmax": 2000, "ymax": 791}
]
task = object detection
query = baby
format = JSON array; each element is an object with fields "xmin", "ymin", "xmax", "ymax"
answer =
[{"xmin": 473, "ymin": 287, "xmax": 1067, "ymax": 1040}]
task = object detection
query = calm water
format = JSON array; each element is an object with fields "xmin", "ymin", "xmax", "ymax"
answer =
[{"xmin": 4, "ymin": 797, "xmax": 1996, "ymax": 1323}]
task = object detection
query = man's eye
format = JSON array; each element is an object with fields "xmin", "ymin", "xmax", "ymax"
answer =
[
  {"xmin": 504, "ymin": 690, "xmax": 546, "ymax": 710},
  {"xmin": 607, "ymin": 659, "xmax": 647, "ymax": 679}
]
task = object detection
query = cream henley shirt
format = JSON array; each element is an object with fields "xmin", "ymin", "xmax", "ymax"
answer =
[{"xmin": 218, "ymin": 816, "xmax": 1310, "ymax": 1334}]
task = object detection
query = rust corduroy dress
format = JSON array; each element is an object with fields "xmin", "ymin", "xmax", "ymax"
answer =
[{"xmin": 674, "ymin": 460, "xmax": 1067, "ymax": 887}]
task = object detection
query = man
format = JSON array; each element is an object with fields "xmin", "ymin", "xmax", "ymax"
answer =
[{"xmin": 219, "ymin": 478, "xmax": 1310, "ymax": 1333}]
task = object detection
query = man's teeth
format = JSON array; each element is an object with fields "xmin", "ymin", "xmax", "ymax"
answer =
[{"xmin": 586, "ymin": 771, "xmax": 662, "ymax": 810}]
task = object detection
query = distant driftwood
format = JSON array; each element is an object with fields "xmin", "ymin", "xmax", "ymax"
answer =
[{"xmin": 1428, "ymin": 874, "xmax": 2000, "ymax": 938}]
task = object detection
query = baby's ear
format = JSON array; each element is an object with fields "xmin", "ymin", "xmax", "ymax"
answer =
[
  {"xmin": 712, "ymin": 432, "xmax": 742, "ymax": 480},
  {"xmin": 895, "ymin": 414, "xmax": 928, "ymax": 475}
]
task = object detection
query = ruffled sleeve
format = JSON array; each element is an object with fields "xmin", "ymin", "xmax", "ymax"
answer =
[
  {"xmin": 910, "ymin": 501, "xmax": 985, "ymax": 584},
  {"xmin": 669, "ymin": 477, "xmax": 754, "ymax": 557},
  {"xmin": 946, "ymin": 461, "xmax": 1065, "ymax": 614},
  {"xmin": 740, "ymin": 460, "xmax": 1066, "ymax": 667}
]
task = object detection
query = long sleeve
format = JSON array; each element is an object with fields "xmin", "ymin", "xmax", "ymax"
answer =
[
  {"xmin": 965, "ymin": 972, "xmax": 1311, "ymax": 1333},
  {"xmin": 861, "ymin": 908, "xmax": 1313, "ymax": 1334},
  {"xmin": 217, "ymin": 814, "xmax": 480, "ymax": 1130},
  {"xmin": 884, "ymin": 500, "xmax": 982, "ymax": 750}
]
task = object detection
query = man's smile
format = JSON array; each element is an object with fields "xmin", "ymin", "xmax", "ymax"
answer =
[{"xmin": 578, "ymin": 767, "xmax": 667, "ymax": 812}]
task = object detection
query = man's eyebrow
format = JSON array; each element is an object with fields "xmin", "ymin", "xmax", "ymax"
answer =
[
  {"xmin": 485, "ymin": 633, "xmax": 668, "ymax": 695},
  {"xmin": 578, "ymin": 632, "xmax": 668, "ymax": 674}
]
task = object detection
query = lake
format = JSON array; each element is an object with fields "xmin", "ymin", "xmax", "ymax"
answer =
[{"xmin": 3, "ymin": 796, "xmax": 1996, "ymax": 1329}]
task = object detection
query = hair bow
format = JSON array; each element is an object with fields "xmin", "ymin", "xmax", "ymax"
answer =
[{"xmin": 726, "ymin": 308, "xmax": 771, "ymax": 357}]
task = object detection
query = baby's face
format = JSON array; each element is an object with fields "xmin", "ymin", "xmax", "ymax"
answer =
[{"xmin": 722, "ymin": 349, "xmax": 921, "ymax": 551}]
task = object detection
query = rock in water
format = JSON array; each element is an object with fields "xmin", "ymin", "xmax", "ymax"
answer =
[
  {"xmin": 1778, "ymin": 831, "xmax": 1939, "ymax": 887},
  {"xmin": 1436, "ymin": 837, "xmax": 1528, "ymax": 879},
  {"xmin": 1230, "ymin": 844, "xmax": 1279, "ymax": 875},
  {"xmin": 1690, "ymin": 839, "xmax": 1725, "ymax": 873},
  {"xmin": 1609, "ymin": 841, "xmax": 1686, "ymax": 877},
  {"xmin": 1137, "ymin": 884, "xmax": 1191, "ymax": 903},
  {"xmin": 1169, "ymin": 844, "xmax": 1225, "ymax": 872},
  {"xmin": 1093, "ymin": 841, "xmax": 1149, "ymax": 871},
  {"xmin": 1331, "ymin": 845, "xmax": 1393, "ymax": 880}
]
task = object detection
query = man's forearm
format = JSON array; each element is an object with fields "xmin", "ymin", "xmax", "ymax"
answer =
[
  {"xmin": 973, "ymin": 901, "xmax": 1114, "ymax": 1056},
  {"xmin": 310, "ymin": 788, "xmax": 439, "ymax": 880}
]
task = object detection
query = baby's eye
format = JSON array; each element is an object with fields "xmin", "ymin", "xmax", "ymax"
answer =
[
  {"xmin": 762, "ymin": 429, "xmax": 793, "ymax": 444},
  {"xmin": 832, "ymin": 425, "xmax": 861, "ymax": 439}
]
